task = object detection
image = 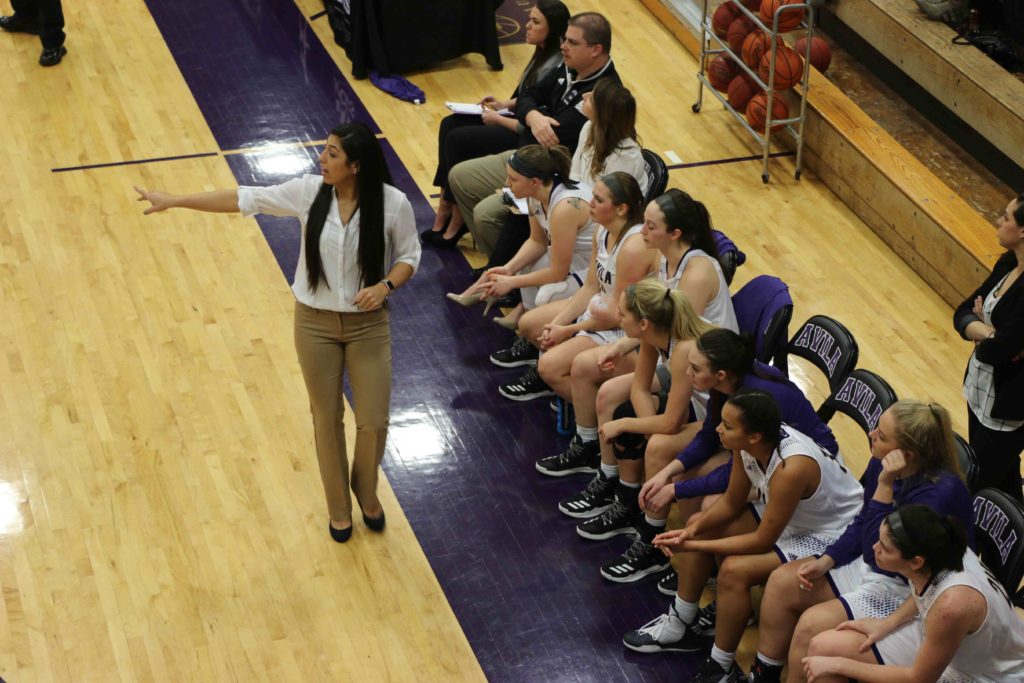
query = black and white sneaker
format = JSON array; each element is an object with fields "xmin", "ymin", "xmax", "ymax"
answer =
[
  {"xmin": 558, "ymin": 471, "xmax": 617, "ymax": 517},
  {"xmin": 601, "ymin": 537, "xmax": 671, "ymax": 583},
  {"xmin": 748, "ymin": 658, "xmax": 783, "ymax": 683},
  {"xmin": 690, "ymin": 601, "xmax": 755, "ymax": 637},
  {"xmin": 489, "ymin": 335, "xmax": 538, "ymax": 368},
  {"xmin": 622, "ymin": 605, "xmax": 706, "ymax": 653},
  {"xmin": 657, "ymin": 569, "xmax": 678, "ymax": 596},
  {"xmin": 576, "ymin": 497, "xmax": 638, "ymax": 540},
  {"xmin": 535, "ymin": 435, "xmax": 599, "ymax": 477},
  {"xmin": 687, "ymin": 656, "xmax": 745, "ymax": 683},
  {"xmin": 499, "ymin": 367, "xmax": 554, "ymax": 401}
]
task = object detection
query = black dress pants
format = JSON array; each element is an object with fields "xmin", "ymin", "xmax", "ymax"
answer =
[
  {"xmin": 433, "ymin": 113, "xmax": 517, "ymax": 201},
  {"xmin": 968, "ymin": 408, "xmax": 1024, "ymax": 504},
  {"xmin": 12, "ymin": 0, "xmax": 64, "ymax": 49},
  {"xmin": 485, "ymin": 214, "xmax": 530, "ymax": 269}
]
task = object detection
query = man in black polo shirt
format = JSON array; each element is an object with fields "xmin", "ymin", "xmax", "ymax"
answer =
[{"xmin": 448, "ymin": 12, "xmax": 620, "ymax": 258}]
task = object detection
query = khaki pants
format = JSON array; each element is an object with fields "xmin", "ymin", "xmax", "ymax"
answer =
[
  {"xmin": 448, "ymin": 150, "xmax": 514, "ymax": 258},
  {"xmin": 293, "ymin": 301, "xmax": 391, "ymax": 521}
]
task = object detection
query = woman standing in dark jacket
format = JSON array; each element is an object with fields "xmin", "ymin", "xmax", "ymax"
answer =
[{"xmin": 953, "ymin": 192, "xmax": 1024, "ymax": 503}]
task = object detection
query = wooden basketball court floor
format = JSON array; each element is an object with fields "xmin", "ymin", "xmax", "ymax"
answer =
[{"xmin": 0, "ymin": 0, "xmax": 998, "ymax": 681}]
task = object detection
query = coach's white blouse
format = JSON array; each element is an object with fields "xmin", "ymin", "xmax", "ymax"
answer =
[{"xmin": 237, "ymin": 174, "xmax": 420, "ymax": 313}]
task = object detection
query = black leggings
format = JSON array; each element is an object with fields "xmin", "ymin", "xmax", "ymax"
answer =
[{"xmin": 968, "ymin": 408, "xmax": 1024, "ymax": 504}]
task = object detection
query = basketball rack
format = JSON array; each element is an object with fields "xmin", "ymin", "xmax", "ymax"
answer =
[{"xmin": 692, "ymin": 0, "xmax": 816, "ymax": 183}]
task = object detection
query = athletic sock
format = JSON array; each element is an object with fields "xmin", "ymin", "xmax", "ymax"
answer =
[
  {"xmin": 600, "ymin": 462, "xmax": 619, "ymax": 479},
  {"xmin": 673, "ymin": 596, "xmax": 698, "ymax": 625},
  {"xmin": 755, "ymin": 652, "xmax": 785, "ymax": 668},
  {"xmin": 645, "ymin": 514, "xmax": 666, "ymax": 528},
  {"xmin": 710, "ymin": 645, "xmax": 735, "ymax": 670},
  {"xmin": 576, "ymin": 424, "xmax": 598, "ymax": 442}
]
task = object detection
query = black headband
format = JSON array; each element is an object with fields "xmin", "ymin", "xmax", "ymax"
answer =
[
  {"xmin": 886, "ymin": 509, "xmax": 913, "ymax": 555},
  {"xmin": 508, "ymin": 152, "xmax": 578, "ymax": 189}
]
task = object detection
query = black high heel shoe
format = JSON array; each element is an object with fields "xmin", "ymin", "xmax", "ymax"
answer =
[
  {"xmin": 433, "ymin": 225, "xmax": 469, "ymax": 249},
  {"xmin": 328, "ymin": 520, "xmax": 353, "ymax": 543},
  {"xmin": 362, "ymin": 509, "xmax": 386, "ymax": 533},
  {"xmin": 420, "ymin": 227, "xmax": 445, "ymax": 244}
]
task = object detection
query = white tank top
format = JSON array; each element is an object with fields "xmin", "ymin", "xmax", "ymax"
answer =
[
  {"xmin": 913, "ymin": 551, "xmax": 1024, "ymax": 681},
  {"xmin": 658, "ymin": 248, "xmax": 738, "ymax": 332},
  {"xmin": 529, "ymin": 182, "xmax": 596, "ymax": 275},
  {"xmin": 594, "ymin": 223, "xmax": 644, "ymax": 297},
  {"xmin": 740, "ymin": 425, "xmax": 862, "ymax": 534}
]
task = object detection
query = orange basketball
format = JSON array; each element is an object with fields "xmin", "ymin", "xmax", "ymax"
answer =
[
  {"xmin": 794, "ymin": 36, "xmax": 832, "ymax": 73},
  {"xmin": 708, "ymin": 55, "xmax": 739, "ymax": 92},
  {"xmin": 712, "ymin": 3, "xmax": 740, "ymax": 38},
  {"xmin": 727, "ymin": 73, "xmax": 762, "ymax": 113},
  {"xmin": 741, "ymin": 31, "xmax": 773, "ymax": 69},
  {"xmin": 758, "ymin": 45, "xmax": 804, "ymax": 89},
  {"xmin": 741, "ymin": 0, "xmax": 762, "ymax": 11},
  {"xmin": 759, "ymin": 0, "xmax": 805, "ymax": 31},
  {"xmin": 726, "ymin": 15, "xmax": 755, "ymax": 52},
  {"xmin": 746, "ymin": 92, "xmax": 789, "ymax": 133}
]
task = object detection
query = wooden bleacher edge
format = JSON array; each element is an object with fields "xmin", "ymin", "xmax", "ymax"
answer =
[
  {"xmin": 638, "ymin": 0, "xmax": 997, "ymax": 307},
  {"xmin": 835, "ymin": 0, "xmax": 1024, "ymax": 174}
]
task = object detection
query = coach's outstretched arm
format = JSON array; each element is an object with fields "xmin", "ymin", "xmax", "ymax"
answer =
[{"xmin": 134, "ymin": 186, "xmax": 239, "ymax": 214}]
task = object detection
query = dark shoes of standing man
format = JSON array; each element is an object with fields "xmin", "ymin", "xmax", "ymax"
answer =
[{"xmin": 0, "ymin": 14, "xmax": 67, "ymax": 67}]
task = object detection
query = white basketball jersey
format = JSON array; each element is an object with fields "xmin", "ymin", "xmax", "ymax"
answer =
[
  {"xmin": 658, "ymin": 248, "xmax": 738, "ymax": 332},
  {"xmin": 529, "ymin": 183, "xmax": 596, "ymax": 275},
  {"xmin": 594, "ymin": 223, "xmax": 644, "ymax": 297},
  {"xmin": 915, "ymin": 551, "xmax": 1024, "ymax": 682},
  {"xmin": 740, "ymin": 424, "xmax": 862, "ymax": 534}
]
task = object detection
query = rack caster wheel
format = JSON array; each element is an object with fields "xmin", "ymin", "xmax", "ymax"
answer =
[
  {"xmin": 762, "ymin": 173, "xmax": 769, "ymax": 184},
  {"xmin": 795, "ymin": 170, "xmax": 801, "ymax": 180},
  {"xmin": 691, "ymin": 102, "xmax": 701, "ymax": 113}
]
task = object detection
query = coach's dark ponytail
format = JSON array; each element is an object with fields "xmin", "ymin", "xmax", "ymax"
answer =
[{"xmin": 305, "ymin": 123, "xmax": 391, "ymax": 293}]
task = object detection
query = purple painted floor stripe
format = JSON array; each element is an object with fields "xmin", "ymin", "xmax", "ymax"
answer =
[
  {"xmin": 144, "ymin": 0, "xmax": 699, "ymax": 679},
  {"xmin": 142, "ymin": 0, "xmax": 379, "ymax": 151}
]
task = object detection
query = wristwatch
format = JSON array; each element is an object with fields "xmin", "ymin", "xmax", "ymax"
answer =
[{"xmin": 381, "ymin": 279, "xmax": 395, "ymax": 295}]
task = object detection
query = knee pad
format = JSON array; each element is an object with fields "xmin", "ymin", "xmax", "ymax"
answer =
[{"xmin": 611, "ymin": 400, "xmax": 646, "ymax": 460}]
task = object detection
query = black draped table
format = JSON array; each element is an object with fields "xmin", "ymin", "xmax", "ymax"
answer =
[{"xmin": 325, "ymin": 0, "xmax": 503, "ymax": 79}]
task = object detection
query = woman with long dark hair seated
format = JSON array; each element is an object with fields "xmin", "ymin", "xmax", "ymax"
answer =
[
  {"xmin": 802, "ymin": 505, "xmax": 1024, "ymax": 683},
  {"xmin": 423, "ymin": 0, "xmax": 569, "ymax": 247},
  {"xmin": 134, "ymin": 122, "xmax": 420, "ymax": 543},
  {"xmin": 534, "ymin": 190, "xmax": 739, "ymax": 479},
  {"xmin": 593, "ymin": 329, "xmax": 839, "ymax": 589},
  {"xmin": 491, "ymin": 171, "xmax": 654, "ymax": 401},
  {"xmin": 623, "ymin": 390, "xmax": 862, "ymax": 683}
]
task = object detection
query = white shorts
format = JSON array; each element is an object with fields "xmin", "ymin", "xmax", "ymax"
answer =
[
  {"xmin": 575, "ymin": 309, "xmax": 625, "ymax": 345},
  {"xmin": 824, "ymin": 557, "xmax": 871, "ymax": 597},
  {"xmin": 874, "ymin": 621, "xmax": 980, "ymax": 681},
  {"xmin": 772, "ymin": 528, "xmax": 843, "ymax": 564},
  {"xmin": 837, "ymin": 569, "xmax": 909, "ymax": 621},
  {"xmin": 522, "ymin": 257, "xmax": 585, "ymax": 310}
]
